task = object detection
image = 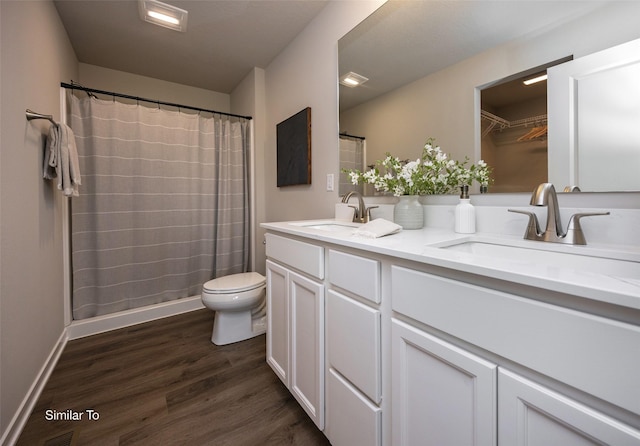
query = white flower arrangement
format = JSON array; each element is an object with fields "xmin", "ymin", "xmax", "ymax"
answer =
[{"xmin": 344, "ymin": 138, "xmax": 492, "ymax": 197}]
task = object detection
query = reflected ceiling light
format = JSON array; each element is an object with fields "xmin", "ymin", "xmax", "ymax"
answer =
[
  {"xmin": 340, "ymin": 72, "xmax": 369, "ymax": 88},
  {"xmin": 139, "ymin": 0, "xmax": 188, "ymax": 32},
  {"xmin": 523, "ymin": 74, "xmax": 548, "ymax": 85}
]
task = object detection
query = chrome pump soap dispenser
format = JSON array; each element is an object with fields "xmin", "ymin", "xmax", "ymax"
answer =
[{"xmin": 455, "ymin": 185, "xmax": 476, "ymax": 234}]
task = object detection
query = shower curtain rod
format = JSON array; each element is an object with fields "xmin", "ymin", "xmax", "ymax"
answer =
[
  {"xmin": 340, "ymin": 132, "xmax": 365, "ymax": 140},
  {"xmin": 60, "ymin": 82, "xmax": 252, "ymax": 120}
]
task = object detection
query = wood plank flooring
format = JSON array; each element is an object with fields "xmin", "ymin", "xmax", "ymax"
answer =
[{"xmin": 17, "ymin": 309, "xmax": 330, "ymax": 446}]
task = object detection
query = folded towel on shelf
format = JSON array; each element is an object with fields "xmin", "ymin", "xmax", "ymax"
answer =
[
  {"xmin": 353, "ymin": 218, "xmax": 402, "ymax": 238},
  {"xmin": 44, "ymin": 123, "xmax": 81, "ymax": 197}
]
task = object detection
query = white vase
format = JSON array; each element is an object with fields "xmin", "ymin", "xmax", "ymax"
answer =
[{"xmin": 394, "ymin": 195, "xmax": 424, "ymax": 229}]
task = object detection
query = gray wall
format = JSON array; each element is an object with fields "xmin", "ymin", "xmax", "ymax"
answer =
[
  {"xmin": 1, "ymin": 0, "xmax": 78, "ymax": 439},
  {"xmin": 78, "ymin": 63, "xmax": 231, "ymax": 112},
  {"xmin": 230, "ymin": 68, "xmax": 267, "ymax": 273}
]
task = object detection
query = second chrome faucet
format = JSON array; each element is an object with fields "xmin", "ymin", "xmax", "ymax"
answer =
[
  {"xmin": 508, "ymin": 183, "xmax": 609, "ymax": 245},
  {"xmin": 342, "ymin": 191, "xmax": 378, "ymax": 223}
]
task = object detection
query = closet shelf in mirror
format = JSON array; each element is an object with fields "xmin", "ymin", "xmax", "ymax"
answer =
[{"xmin": 481, "ymin": 109, "xmax": 548, "ymax": 138}]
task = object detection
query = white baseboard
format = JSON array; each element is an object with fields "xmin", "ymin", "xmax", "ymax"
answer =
[
  {"xmin": 66, "ymin": 295, "xmax": 206, "ymax": 340},
  {"xmin": 1, "ymin": 297, "xmax": 206, "ymax": 445},
  {"xmin": 1, "ymin": 331, "xmax": 68, "ymax": 446}
]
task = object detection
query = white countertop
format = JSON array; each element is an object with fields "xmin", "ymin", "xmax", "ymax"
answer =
[{"xmin": 261, "ymin": 219, "xmax": 640, "ymax": 312}]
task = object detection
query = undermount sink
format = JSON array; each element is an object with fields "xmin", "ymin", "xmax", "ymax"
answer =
[
  {"xmin": 289, "ymin": 221, "xmax": 360, "ymax": 232},
  {"xmin": 432, "ymin": 238, "xmax": 640, "ymax": 279}
]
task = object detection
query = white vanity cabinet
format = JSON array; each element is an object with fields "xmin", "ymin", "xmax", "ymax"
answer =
[
  {"xmin": 262, "ymin": 222, "xmax": 640, "ymax": 445},
  {"xmin": 325, "ymin": 249, "xmax": 382, "ymax": 446},
  {"xmin": 391, "ymin": 265, "xmax": 640, "ymax": 446},
  {"xmin": 265, "ymin": 233, "xmax": 325, "ymax": 429},
  {"xmin": 391, "ymin": 319, "xmax": 497, "ymax": 446}
]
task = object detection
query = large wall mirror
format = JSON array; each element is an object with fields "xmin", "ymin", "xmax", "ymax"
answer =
[{"xmin": 338, "ymin": 0, "xmax": 640, "ymax": 195}]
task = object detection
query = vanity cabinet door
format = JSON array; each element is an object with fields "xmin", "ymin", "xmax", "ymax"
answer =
[
  {"xmin": 289, "ymin": 270, "xmax": 325, "ymax": 430},
  {"xmin": 266, "ymin": 260, "xmax": 289, "ymax": 385},
  {"xmin": 265, "ymin": 260, "xmax": 325, "ymax": 430},
  {"xmin": 498, "ymin": 368, "xmax": 640, "ymax": 446},
  {"xmin": 392, "ymin": 319, "xmax": 497, "ymax": 446}
]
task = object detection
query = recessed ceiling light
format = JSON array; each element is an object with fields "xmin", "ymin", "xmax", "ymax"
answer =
[
  {"xmin": 139, "ymin": 0, "xmax": 188, "ymax": 32},
  {"xmin": 523, "ymin": 74, "xmax": 548, "ymax": 86},
  {"xmin": 147, "ymin": 10, "xmax": 180, "ymax": 26},
  {"xmin": 340, "ymin": 72, "xmax": 369, "ymax": 88}
]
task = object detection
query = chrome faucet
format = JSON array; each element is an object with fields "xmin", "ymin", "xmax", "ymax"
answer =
[
  {"xmin": 342, "ymin": 191, "xmax": 378, "ymax": 223},
  {"xmin": 508, "ymin": 183, "xmax": 609, "ymax": 245}
]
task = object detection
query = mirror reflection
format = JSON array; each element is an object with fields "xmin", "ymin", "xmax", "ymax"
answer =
[
  {"xmin": 480, "ymin": 58, "xmax": 570, "ymax": 193},
  {"xmin": 339, "ymin": 134, "xmax": 365, "ymax": 195},
  {"xmin": 338, "ymin": 1, "xmax": 640, "ymax": 195},
  {"xmin": 481, "ymin": 71, "xmax": 548, "ymax": 193}
]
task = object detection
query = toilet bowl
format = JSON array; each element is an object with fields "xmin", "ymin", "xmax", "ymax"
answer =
[{"xmin": 201, "ymin": 272, "xmax": 267, "ymax": 345}]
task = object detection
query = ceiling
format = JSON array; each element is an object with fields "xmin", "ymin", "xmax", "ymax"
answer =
[
  {"xmin": 54, "ymin": 0, "xmax": 608, "ymax": 103},
  {"xmin": 53, "ymin": 0, "xmax": 329, "ymax": 94}
]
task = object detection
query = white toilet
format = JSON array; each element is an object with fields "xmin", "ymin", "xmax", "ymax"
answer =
[{"xmin": 201, "ymin": 272, "xmax": 267, "ymax": 345}]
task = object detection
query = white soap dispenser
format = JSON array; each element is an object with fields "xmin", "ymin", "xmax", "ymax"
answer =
[{"xmin": 455, "ymin": 185, "xmax": 476, "ymax": 234}]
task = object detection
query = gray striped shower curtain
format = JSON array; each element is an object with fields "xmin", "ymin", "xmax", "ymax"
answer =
[{"xmin": 69, "ymin": 93, "xmax": 249, "ymax": 320}]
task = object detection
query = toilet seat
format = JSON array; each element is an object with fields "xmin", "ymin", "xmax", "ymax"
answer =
[{"xmin": 203, "ymin": 272, "xmax": 266, "ymax": 294}]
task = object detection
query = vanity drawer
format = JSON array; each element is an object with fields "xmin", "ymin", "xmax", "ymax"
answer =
[
  {"xmin": 265, "ymin": 233, "xmax": 324, "ymax": 279},
  {"xmin": 329, "ymin": 249, "xmax": 380, "ymax": 303},
  {"xmin": 327, "ymin": 368, "xmax": 382, "ymax": 446},
  {"xmin": 391, "ymin": 265, "xmax": 640, "ymax": 416},
  {"xmin": 327, "ymin": 290, "xmax": 381, "ymax": 403}
]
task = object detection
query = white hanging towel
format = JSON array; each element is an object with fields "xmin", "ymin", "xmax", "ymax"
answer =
[{"xmin": 43, "ymin": 123, "xmax": 81, "ymax": 197}]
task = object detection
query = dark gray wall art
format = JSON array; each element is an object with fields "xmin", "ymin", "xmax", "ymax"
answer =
[{"xmin": 277, "ymin": 107, "xmax": 311, "ymax": 187}]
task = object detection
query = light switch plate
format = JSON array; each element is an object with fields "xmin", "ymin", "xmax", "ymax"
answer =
[{"xmin": 326, "ymin": 174, "xmax": 334, "ymax": 191}]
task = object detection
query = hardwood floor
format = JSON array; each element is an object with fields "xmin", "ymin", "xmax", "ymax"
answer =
[{"xmin": 17, "ymin": 309, "xmax": 330, "ymax": 446}]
